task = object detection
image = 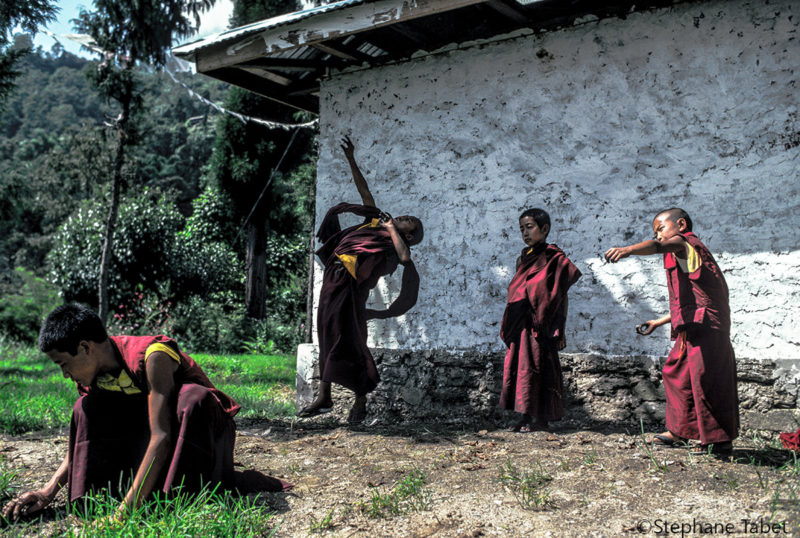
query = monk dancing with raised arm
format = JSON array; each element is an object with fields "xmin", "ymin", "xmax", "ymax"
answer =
[
  {"xmin": 298, "ymin": 136, "xmax": 423, "ymax": 424},
  {"xmin": 605, "ymin": 208, "xmax": 739, "ymax": 456}
]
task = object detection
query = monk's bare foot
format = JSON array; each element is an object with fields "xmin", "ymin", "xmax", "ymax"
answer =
[
  {"xmin": 297, "ymin": 396, "xmax": 333, "ymax": 417},
  {"xmin": 347, "ymin": 396, "xmax": 367, "ymax": 424},
  {"xmin": 509, "ymin": 415, "xmax": 532, "ymax": 433},
  {"xmin": 651, "ymin": 431, "xmax": 687, "ymax": 447}
]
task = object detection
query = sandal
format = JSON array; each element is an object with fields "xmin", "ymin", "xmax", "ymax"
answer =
[
  {"xmin": 296, "ymin": 405, "xmax": 332, "ymax": 418},
  {"xmin": 651, "ymin": 432, "xmax": 686, "ymax": 447}
]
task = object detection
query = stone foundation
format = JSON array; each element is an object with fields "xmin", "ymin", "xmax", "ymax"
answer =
[{"xmin": 296, "ymin": 344, "xmax": 800, "ymax": 433}]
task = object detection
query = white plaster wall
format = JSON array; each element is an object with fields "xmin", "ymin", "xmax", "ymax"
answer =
[{"xmin": 313, "ymin": 0, "xmax": 800, "ymax": 360}]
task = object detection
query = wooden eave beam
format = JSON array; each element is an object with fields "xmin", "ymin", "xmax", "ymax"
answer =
[
  {"xmin": 238, "ymin": 66, "xmax": 294, "ymax": 86},
  {"xmin": 310, "ymin": 42, "xmax": 358, "ymax": 61},
  {"xmin": 207, "ymin": 66, "xmax": 319, "ymax": 113},
  {"xmin": 241, "ymin": 57, "xmax": 325, "ymax": 72},
  {"xmin": 193, "ymin": 0, "xmax": 489, "ymax": 73}
]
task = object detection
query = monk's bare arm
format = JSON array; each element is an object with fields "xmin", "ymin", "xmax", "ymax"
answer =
[
  {"xmin": 366, "ymin": 261, "xmax": 420, "ymax": 320},
  {"xmin": 604, "ymin": 236, "xmax": 687, "ymax": 263},
  {"xmin": 2, "ymin": 452, "xmax": 69, "ymax": 521},
  {"xmin": 638, "ymin": 313, "xmax": 671, "ymax": 335},
  {"xmin": 382, "ymin": 218, "xmax": 411, "ymax": 264},
  {"xmin": 341, "ymin": 136, "xmax": 376, "ymax": 207},
  {"xmin": 119, "ymin": 352, "xmax": 178, "ymax": 516}
]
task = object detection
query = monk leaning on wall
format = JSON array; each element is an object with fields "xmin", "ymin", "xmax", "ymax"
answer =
[
  {"xmin": 605, "ymin": 208, "xmax": 739, "ymax": 456},
  {"xmin": 298, "ymin": 136, "xmax": 422, "ymax": 424},
  {"xmin": 2, "ymin": 303, "xmax": 250, "ymax": 522}
]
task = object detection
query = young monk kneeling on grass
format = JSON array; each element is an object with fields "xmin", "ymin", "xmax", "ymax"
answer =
[
  {"xmin": 1, "ymin": 302, "xmax": 263, "ymax": 522},
  {"xmin": 298, "ymin": 136, "xmax": 422, "ymax": 424},
  {"xmin": 605, "ymin": 208, "xmax": 739, "ymax": 456}
]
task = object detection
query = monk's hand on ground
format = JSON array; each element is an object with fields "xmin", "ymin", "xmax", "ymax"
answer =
[
  {"xmin": 2, "ymin": 490, "xmax": 52, "ymax": 521},
  {"xmin": 604, "ymin": 246, "xmax": 630, "ymax": 263},
  {"xmin": 340, "ymin": 136, "xmax": 355, "ymax": 159}
]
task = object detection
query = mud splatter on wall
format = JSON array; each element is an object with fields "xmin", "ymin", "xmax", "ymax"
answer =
[{"xmin": 313, "ymin": 0, "xmax": 799, "ymax": 361}]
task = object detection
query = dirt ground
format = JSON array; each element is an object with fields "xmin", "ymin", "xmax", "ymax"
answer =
[{"xmin": 2, "ymin": 414, "xmax": 799, "ymax": 537}]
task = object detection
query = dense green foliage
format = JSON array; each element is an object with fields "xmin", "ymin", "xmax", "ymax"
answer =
[
  {"xmin": 0, "ymin": 339, "xmax": 296, "ymax": 436},
  {"xmin": 207, "ymin": 0, "xmax": 315, "ymax": 327},
  {"xmin": 0, "ymin": 0, "xmax": 58, "ymax": 105},
  {"xmin": 0, "ymin": 38, "xmax": 315, "ymax": 352}
]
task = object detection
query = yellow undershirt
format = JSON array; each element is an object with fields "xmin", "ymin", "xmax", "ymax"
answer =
[
  {"xmin": 336, "ymin": 218, "xmax": 381, "ymax": 279},
  {"xmin": 95, "ymin": 342, "xmax": 181, "ymax": 394},
  {"xmin": 675, "ymin": 244, "xmax": 701, "ymax": 273}
]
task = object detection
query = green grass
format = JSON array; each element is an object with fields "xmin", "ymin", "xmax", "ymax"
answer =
[
  {"xmin": 0, "ymin": 458, "xmax": 17, "ymax": 506},
  {"xmin": 0, "ymin": 341, "xmax": 297, "ymax": 436},
  {"xmin": 61, "ymin": 483, "xmax": 277, "ymax": 537},
  {"xmin": 193, "ymin": 353, "xmax": 297, "ymax": 419},
  {"xmin": 358, "ymin": 470, "xmax": 431, "ymax": 519},
  {"xmin": 497, "ymin": 459, "xmax": 554, "ymax": 510},
  {"xmin": 0, "ymin": 342, "xmax": 75, "ymax": 434}
]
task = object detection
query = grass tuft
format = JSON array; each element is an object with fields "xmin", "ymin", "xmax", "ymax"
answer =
[
  {"xmin": 63, "ymin": 483, "xmax": 276, "ymax": 537},
  {"xmin": 309, "ymin": 508, "xmax": 335, "ymax": 533},
  {"xmin": 0, "ymin": 457, "xmax": 18, "ymax": 507},
  {"xmin": 497, "ymin": 459, "xmax": 554, "ymax": 510},
  {"xmin": 358, "ymin": 470, "xmax": 431, "ymax": 519},
  {"xmin": 637, "ymin": 420, "xmax": 669, "ymax": 473}
]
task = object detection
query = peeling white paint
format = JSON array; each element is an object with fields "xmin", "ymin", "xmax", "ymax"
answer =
[{"xmin": 314, "ymin": 0, "xmax": 800, "ymax": 361}]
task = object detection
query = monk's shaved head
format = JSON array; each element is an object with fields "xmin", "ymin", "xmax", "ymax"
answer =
[{"xmin": 655, "ymin": 207, "xmax": 693, "ymax": 232}]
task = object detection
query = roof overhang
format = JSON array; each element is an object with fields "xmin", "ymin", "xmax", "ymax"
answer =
[{"xmin": 174, "ymin": 0, "xmax": 683, "ymax": 114}]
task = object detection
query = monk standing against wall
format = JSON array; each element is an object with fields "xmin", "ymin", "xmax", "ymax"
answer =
[
  {"xmin": 298, "ymin": 137, "xmax": 423, "ymax": 424},
  {"xmin": 605, "ymin": 208, "xmax": 739, "ymax": 456},
  {"xmin": 499, "ymin": 208, "xmax": 582, "ymax": 433}
]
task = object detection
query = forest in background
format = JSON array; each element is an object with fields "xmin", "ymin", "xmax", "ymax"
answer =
[{"xmin": 0, "ymin": 28, "xmax": 318, "ymax": 354}]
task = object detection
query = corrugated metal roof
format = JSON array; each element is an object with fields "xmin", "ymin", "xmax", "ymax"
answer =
[{"xmin": 174, "ymin": 0, "xmax": 368, "ymax": 57}]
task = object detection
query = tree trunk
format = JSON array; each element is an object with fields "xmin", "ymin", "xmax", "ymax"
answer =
[
  {"xmin": 245, "ymin": 218, "xmax": 268, "ymax": 319},
  {"xmin": 97, "ymin": 99, "xmax": 129, "ymax": 323}
]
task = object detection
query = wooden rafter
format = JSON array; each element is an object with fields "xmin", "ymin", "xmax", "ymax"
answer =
[
  {"xmin": 238, "ymin": 66, "xmax": 294, "ymax": 86},
  {"xmin": 208, "ymin": 67, "xmax": 318, "ymax": 113},
  {"xmin": 241, "ymin": 57, "xmax": 325, "ymax": 72}
]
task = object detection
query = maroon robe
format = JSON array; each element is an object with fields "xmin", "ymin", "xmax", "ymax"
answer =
[
  {"xmin": 68, "ymin": 335, "xmax": 289, "ymax": 501},
  {"xmin": 780, "ymin": 428, "xmax": 800, "ymax": 452},
  {"xmin": 316, "ymin": 203, "xmax": 419, "ymax": 395},
  {"xmin": 662, "ymin": 232, "xmax": 739, "ymax": 444},
  {"xmin": 499, "ymin": 243, "xmax": 581, "ymax": 420}
]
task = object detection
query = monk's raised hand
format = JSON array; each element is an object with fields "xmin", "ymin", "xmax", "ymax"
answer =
[
  {"xmin": 604, "ymin": 246, "xmax": 629, "ymax": 263},
  {"xmin": 340, "ymin": 136, "xmax": 355, "ymax": 158},
  {"xmin": 2, "ymin": 490, "xmax": 51, "ymax": 521}
]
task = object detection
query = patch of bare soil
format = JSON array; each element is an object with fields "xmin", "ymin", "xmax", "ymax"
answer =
[{"xmin": 2, "ymin": 416, "xmax": 799, "ymax": 537}]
